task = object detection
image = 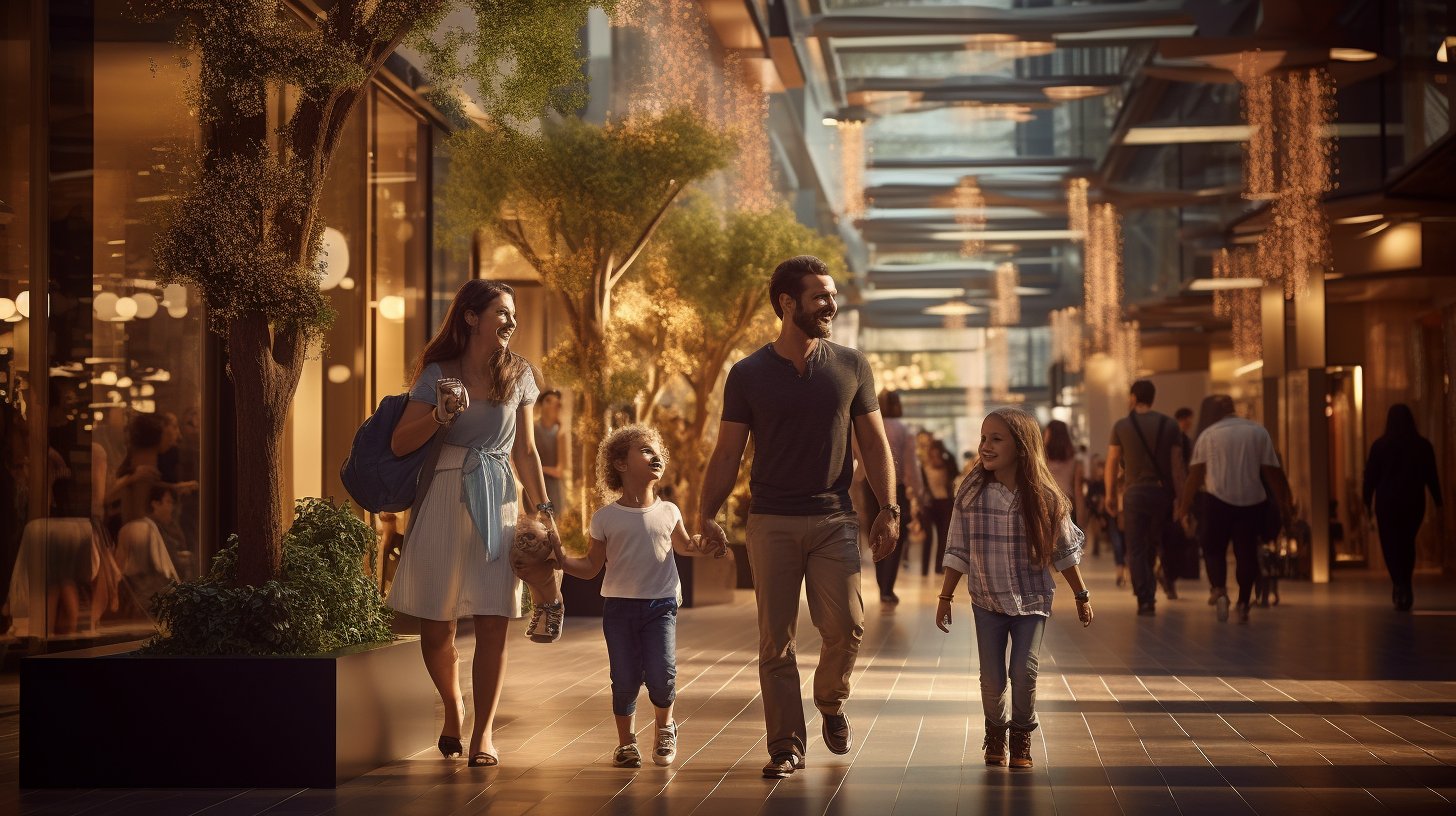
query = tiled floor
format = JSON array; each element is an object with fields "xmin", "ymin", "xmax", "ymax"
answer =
[{"xmin": 7, "ymin": 550, "xmax": 1456, "ymax": 816}]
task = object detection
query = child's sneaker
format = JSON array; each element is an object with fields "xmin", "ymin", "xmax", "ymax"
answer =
[
  {"xmin": 652, "ymin": 722, "xmax": 677, "ymax": 766},
  {"xmin": 613, "ymin": 742, "xmax": 642, "ymax": 768},
  {"xmin": 526, "ymin": 600, "xmax": 564, "ymax": 643}
]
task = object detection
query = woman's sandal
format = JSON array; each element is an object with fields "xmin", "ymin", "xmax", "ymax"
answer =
[
  {"xmin": 438, "ymin": 735, "xmax": 463, "ymax": 758},
  {"xmin": 468, "ymin": 752, "xmax": 500, "ymax": 768}
]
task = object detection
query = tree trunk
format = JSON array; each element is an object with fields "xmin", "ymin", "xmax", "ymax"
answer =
[{"xmin": 229, "ymin": 311, "xmax": 306, "ymax": 587}]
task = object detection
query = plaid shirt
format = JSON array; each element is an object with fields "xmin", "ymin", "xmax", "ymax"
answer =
[{"xmin": 942, "ymin": 472, "xmax": 1084, "ymax": 616}]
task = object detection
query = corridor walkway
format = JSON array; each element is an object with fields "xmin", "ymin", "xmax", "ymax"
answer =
[{"xmin": 13, "ymin": 551, "xmax": 1456, "ymax": 816}]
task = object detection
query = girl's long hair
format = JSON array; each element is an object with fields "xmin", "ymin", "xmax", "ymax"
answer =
[
  {"xmin": 412, "ymin": 279, "xmax": 530, "ymax": 405},
  {"xmin": 954, "ymin": 407, "xmax": 1068, "ymax": 569}
]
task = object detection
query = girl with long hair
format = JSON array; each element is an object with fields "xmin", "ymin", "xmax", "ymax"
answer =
[
  {"xmin": 935, "ymin": 408, "xmax": 1093, "ymax": 771},
  {"xmin": 388, "ymin": 279, "xmax": 561, "ymax": 768},
  {"xmin": 1042, "ymin": 419, "xmax": 1083, "ymax": 525}
]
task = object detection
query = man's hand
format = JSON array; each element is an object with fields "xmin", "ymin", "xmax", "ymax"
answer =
[
  {"xmin": 1106, "ymin": 493, "xmax": 1120, "ymax": 517},
  {"xmin": 869, "ymin": 507, "xmax": 900, "ymax": 561},
  {"xmin": 699, "ymin": 517, "xmax": 729, "ymax": 554},
  {"xmin": 694, "ymin": 533, "xmax": 729, "ymax": 559}
]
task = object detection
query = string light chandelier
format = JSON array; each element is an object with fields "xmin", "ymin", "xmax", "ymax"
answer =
[
  {"xmin": 1237, "ymin": 54, "xmax": 1336, "ymax": 297},
  {"xmin": 725, "ymin": 53, "xmax": 774, "ymax": 214},
  {"xmin": 953, "ymin": 176, "xmax": 986, "ymax": 257},
  {"xmin": 1049, "ymin": 306, "xmax": 1083, "ymax": 373},
  {"xmin": 1083, "ymin": 202, "xmax": 1123, "ymax": 352},
  {"xmin": 1213, "ymin": 248, "xmax": 1263, "ymax": 363},
  {"xmin": 993, "ymin": 262, "xmax": 1020, "ymax": 326},
  {"xmin": 987, "ymin": 327, "xmax": 1012, "ymax": 402},
  {"xmin": 1065, "ymin": 177, "xmax": 1089, "ymax": 241},
  {"xmin": 837, "ymin": 120, "xmax": 868, "ymax": 218},
  {"xmin": 1111, "ymin": 320, "xmax": 1140, "ymax": 398}
]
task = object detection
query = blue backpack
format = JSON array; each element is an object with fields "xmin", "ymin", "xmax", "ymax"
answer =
[{"xmin": 340, "ymin": 361, "xmax": 459, "ymax": 514}]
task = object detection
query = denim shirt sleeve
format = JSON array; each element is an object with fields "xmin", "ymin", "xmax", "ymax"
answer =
[{"xmin": 1050, "ymin": 514, "xmax": 1084, "ymax": 572}]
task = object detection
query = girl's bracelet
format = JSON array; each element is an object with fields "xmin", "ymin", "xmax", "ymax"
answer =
[{"xmin": 937, "ymin": 594, "xmax": 954, "ymax": 602}]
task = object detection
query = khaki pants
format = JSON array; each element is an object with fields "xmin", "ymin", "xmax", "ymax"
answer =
[{"xmin": 745, "ymin": 512, "xmax": 866, "ymax": 758}]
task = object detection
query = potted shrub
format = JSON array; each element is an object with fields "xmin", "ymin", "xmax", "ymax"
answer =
[{"xmin": 22, "ymin": 500, "xmax": 434, "ymax": 788}]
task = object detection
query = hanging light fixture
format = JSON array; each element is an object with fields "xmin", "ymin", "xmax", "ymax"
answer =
[
  {"xmin": 953, "ymin": 176, "xmax": 986, "ymax": 257},
  {"xmin": 1237, "ymin": 52, "xmax": 1277, "ymax": 201},
  {"xmin": 1083, "ymin": 202, "xmax": 1123, "ymax": 352},
  {"xmin": 1214, "ymin": 248, "xmax": 1263, "ymax": 363},
  {"xmin": 1049, "ymin": 307, "xmax": 1083, "ymax": 373},
  {"xmin": 1065, "ymin": 177, "xmax": 1089, "ymax": 241},
  {"xmin": 1111, "ymin": 320, "xmax": 1140, "ymax": 398},
  {"xmin": 993, "ymin": 262, "xmax": 1020, "ymax": 326},
  {"xmin": 837, "ymin": 119, "xmax": 868, "ymax": 218},
  {"xmin": 987, "ymin": 327, "xmax": 1011, "ymax": 401}
]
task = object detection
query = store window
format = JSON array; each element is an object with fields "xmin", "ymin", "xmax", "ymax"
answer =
[{"xmin": 371, "ymin": 88, "xmax": 429, "ymax": 401}]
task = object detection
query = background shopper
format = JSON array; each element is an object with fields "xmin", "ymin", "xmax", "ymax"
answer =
[{"xmin": 1363, "ymin": 403, "xmax": 1443, "ymax": 611}]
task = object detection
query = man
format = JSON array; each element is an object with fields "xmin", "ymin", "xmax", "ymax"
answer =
[
  {"xmin": 1175, "ymin": 395, "xmax": 1291, "ymax": 623},
  {"xmin": 1171, "ymin": 406, "xmax": 1198, "ymax": 581},
  {"xmin": 1175, "ymin": 407, "xmax": 1195, "ymax": 439},
  {"xmin": 880, "ymin": 390, "xmax": 927, "ymax": 600},
  {"xmin": 699, "ymin": 255, "xmax": 899, "ymax": 780},
  {"xmin": 534, "ymin": 390, "xmax": 570, "ymax": 515},
  {"xmin": 1105, "ymin": 380, "xmax": 1186, "ymax": 615}
]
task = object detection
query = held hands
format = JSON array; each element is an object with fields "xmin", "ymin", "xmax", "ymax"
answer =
[
  {"xmin": 691, "ymin": 534, "xmax": 730, "ymax": 559},
  {"xmin": 869, "ymin": 507, "xmax": 900, "ymax": 562},
  {"xmin": 698, "ymin": 517, "xmax": 730, "ymax": 555}
]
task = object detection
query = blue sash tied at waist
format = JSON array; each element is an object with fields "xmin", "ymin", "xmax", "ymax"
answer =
[{"xmin": 460, "ymin": 447, "xmax": 515, "ymax": 562}]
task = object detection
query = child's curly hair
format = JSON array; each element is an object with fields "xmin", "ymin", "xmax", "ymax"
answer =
[{"xmin": 596, "ymin": 424, "xmax": 671, "ymax": 501}]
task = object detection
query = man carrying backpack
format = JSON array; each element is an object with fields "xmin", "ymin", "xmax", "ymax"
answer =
[{"xmin": 1105, "ymin": 380, "xmax": 1186, "ymax": 616}]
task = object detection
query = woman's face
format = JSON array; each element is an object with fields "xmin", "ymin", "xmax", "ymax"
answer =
[
  {"xmin": 161, "ymin": 414, "xmax": 181, "ymax": 452},
  {"xmin": 979, "ymin": 414, "xmax": 1018, "ymax": 475},
  {"xmin": 467, "ymin": 293, "xmax": 517, "ymax": 352}
]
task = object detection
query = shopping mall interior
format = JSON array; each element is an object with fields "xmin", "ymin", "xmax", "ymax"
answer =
[{"xmin": 2, "ymin": 0, "xmax": 1455, "ymax": 813}]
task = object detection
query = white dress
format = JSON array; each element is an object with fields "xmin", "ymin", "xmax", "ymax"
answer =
[{"xmin": 387, "ymin": 363, "xmax": 539, "ymax": 621}]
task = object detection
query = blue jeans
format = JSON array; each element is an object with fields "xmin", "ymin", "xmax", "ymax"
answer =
[
  {"xmin": 972, "ymin": 604, "xmax": 1047, "ymax": 732},
  {"xmin": 602, "ymin": 597, "xmax": 678, "ymax": 717}
]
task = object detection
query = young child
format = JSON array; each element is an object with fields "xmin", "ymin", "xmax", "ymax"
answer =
[
  {"xmin": 934, "ymin": 407, "xmax": 1094, "ymax": 771},
  {"xmin": 557, "ymin": 424, "xmax": 727, "ymax": 768}
]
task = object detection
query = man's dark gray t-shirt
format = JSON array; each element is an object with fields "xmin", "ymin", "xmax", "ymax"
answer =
[
  {"xmin": 1110, "ymin": 411, "xmax": 1180, "ymax": 490},
  {"xmin": 721, "ymin": 341, "xmax": 879, "ymax": 515}
]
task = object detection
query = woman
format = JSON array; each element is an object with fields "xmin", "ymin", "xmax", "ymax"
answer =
[
  {"xmin": 1042, "ymin": 420, "xmax": 1082, "ymax": 526},
  {"xmin": 388, "ymin": 279, "xmax": 561, "ymax": 768},
  {"xmin": 105, "ymin": 413, "xmax": 197, "ymax": 546},
  {"xmin": 1363, "ymin": 404, "xmax": 1443, "ymax": 611},
  {"xmin": 919, "ymin": 436, "xmax": 958, "ymax": 575}
]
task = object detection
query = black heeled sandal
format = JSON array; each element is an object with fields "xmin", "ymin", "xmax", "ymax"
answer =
[
  {"xmin": 438, "ymin": 735, "xmax": 463, "ymax": 758},
  {"xmin": 468, "ymin": 752, "xmax": 499, "ymax": 767}
]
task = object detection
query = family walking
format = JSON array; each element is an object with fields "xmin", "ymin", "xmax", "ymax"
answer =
[{"xmin": 374, "ymin": 258, "xmax": 1095, "ymax": 778}]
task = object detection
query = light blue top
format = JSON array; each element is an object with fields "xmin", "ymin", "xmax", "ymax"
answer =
[{"xmin": 410, "ymin": 361, "xmax": 540, "ymax": 561}]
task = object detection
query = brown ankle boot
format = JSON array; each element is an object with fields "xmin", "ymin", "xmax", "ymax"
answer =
[
  {"xmin": 982, "ymin": 723, "xmax": 1008, "ymax": 766},
  {"xmin": 1008, "ymin": 728, "xmax": 1033, "ymax": 769}
]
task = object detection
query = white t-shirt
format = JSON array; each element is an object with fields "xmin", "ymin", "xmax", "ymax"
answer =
[
  {"xmin": 1190, "ymin": 417, "xmax": 1280, "ymax": 507},
  {"xmin": 589, "ymin": 499, "xmax": 683, "ymax": 601}
]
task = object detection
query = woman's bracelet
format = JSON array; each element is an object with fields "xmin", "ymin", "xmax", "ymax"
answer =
[{"xmin": 937, "ymin": 594, "xmax": 954, "ymax": 602}]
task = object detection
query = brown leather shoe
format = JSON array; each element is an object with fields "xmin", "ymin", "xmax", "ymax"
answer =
[
  {"xmin": 1008, "ymin": 729, "xmax": 1034, "ymax": 769},
  {"xmin": 761, "ymin": 752, "xmax": 804, "ymax": 779},
  {"xmin": 822, "ymin": 713, "xmax": 852, "ymax": 755},
  {"xmin": 983, "ymin": 724, "xmax": 1008, "ymax": 766}
]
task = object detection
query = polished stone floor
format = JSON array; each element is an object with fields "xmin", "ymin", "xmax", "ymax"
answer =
[{"xmin": 7, "ymin": 548, "xmax": 1456, "ymax": 816}]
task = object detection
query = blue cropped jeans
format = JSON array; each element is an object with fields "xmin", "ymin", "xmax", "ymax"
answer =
[{"xmin": 602, "ymin": 597, "xmax": 678, "ymax": 717}]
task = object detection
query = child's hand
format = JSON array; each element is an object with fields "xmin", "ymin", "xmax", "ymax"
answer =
[
  {"xmin": 695, "ymin": 534, "xmax": 729, "ymax": 559},
  {"xmin": 1076, "ymin": 598, "xmax": 1093, "ymax": 627},
  {"xmin": 935, "ymin": 598, "xmax": 953, "ymax": 633}
]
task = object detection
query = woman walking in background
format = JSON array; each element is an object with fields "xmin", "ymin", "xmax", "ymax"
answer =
[
  {"xmin": 920, "ymin": 435, "xmax": 959, "ymax": 575},
  {"xmin": 935, "ymin": 408, "xmax": 1093, "ymax": 772},
  {"xmin": 1363, "ymin": 404, "xmax": 1443, "ymax": 611},
  {"xmin": 388, "ymin": 279, "xmax": 561, "ymax": 768},
  {"xmin": 1043, "ymin": 420, "xmax": 1083, "ymax": 525}
]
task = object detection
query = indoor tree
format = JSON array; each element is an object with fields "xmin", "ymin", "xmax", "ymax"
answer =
[
  {"xmin": 140, "ymin": 0, "xmax": 612, "ymax": 587},
  {"xmin": 439, "ymin": 109, "xmax": 734, "ymax": 523}
]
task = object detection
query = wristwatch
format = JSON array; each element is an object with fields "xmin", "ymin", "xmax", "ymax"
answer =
[
  {"xmin": 1074, "ymin": 589, "xmax": 1091, "ymax": 602},
  {"xmin": 882, "ymin": 504, "xmax": 901, "ymax": 517},
  {"xmin": 535, "ymin": 501, "xmax": 555, "ymax": 517}
]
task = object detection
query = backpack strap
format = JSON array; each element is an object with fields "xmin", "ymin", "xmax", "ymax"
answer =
[
  {"xmin": 1129, "ymin": 411, "xmax": 1175, "ymax": 491},
  {"xmin": 403, "ymin": 359, "xmax": 463, "ymax": 549}
]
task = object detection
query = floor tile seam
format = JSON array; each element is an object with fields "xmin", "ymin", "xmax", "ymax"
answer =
[
  {"xmin": 1361, "ymin": 715, "xmax": 1456, "ymax": 768},
  {"xmin": 183, "ymin": 788, "xmax": 273, "ymax": 816}
]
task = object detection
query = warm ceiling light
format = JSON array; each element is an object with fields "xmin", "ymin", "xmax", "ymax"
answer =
[
  {"xmin": 1355, "ymin": 221, "xmax": 1391, "ymax": 239},
  {"xmin": 1332, "ymin": 213, "xmax": 1383, "ymax": 225},
  {"xmin": 1440, "ymin": 37, "xmax": 1456, "ymax": 63},
  {"xmin": 1329, "ymin": 48, "xmax": 1377, "ymax": 62},
  {"xmin": 923, "ymin": 301, "xmax": 981, "ymax": 316},
  {"xmin": 1233, "ymin": 359, "xmax": 1265, "ymax": 377},
  {"xmin": 1188, "ymin": 277, "xmax": 1263, "ymax": 291},
  {"xmin": 860, "ymin": 288, "xmax": 968, "ymax": 301},
  {"xmin": 930, "ymin": 229, "xmax": 1081, "ymax": 241},
  {"xmin": 822, "ymin": 117, "xmax": 838, "ymax": 126},
  {"xmin": 1042, "ymin": 85, "xmax": 1111, "ymax": 101}
]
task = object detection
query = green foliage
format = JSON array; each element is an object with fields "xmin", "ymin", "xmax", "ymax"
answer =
[{"xmin": 140, "ymin": 498, "xmax": 393, "ymax": 655}]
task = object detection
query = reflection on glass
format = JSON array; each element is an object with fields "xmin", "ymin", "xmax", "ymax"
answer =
[{"xmin": 371, "ymin": 89, "xmax": 428, "ymax": 401}]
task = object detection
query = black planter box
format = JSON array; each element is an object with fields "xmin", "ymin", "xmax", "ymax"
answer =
[{"xmin": 22, "ymin": 637, "xmax": 436, "ymax": 788}]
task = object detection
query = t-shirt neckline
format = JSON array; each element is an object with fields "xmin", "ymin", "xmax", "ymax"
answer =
[{"xmin": 612, "ymin": 498, "xmax": 663, "ymax": 514}]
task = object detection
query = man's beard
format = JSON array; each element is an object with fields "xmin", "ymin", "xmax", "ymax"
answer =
[{"xmin": 793, "ymin": 305, "xmax": 834, "ymax": 338}]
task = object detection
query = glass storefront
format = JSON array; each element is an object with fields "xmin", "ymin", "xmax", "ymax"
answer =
[{"xmin": 2, "ymin": 4, "xmax": 457, "ymax": 650}]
